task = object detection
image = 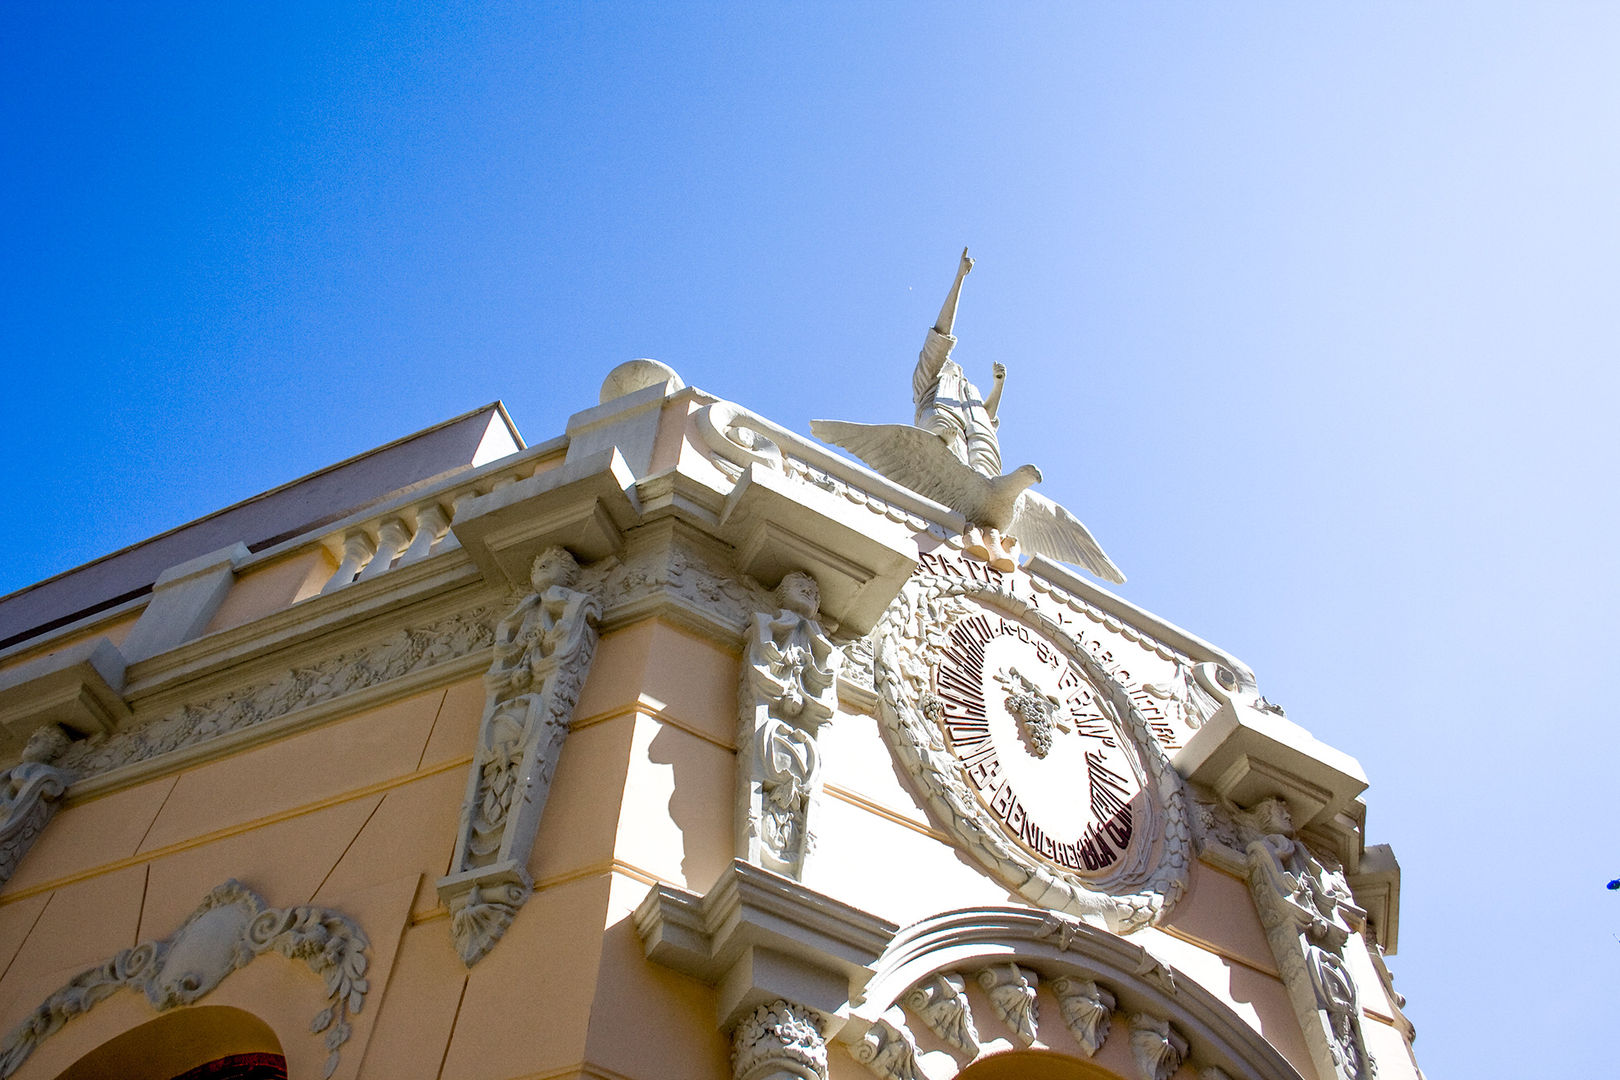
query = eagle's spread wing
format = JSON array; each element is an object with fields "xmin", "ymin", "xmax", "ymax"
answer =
[
  {"xmin": 808, "ymin": 420, "xmax": 989, "ymax": 513},
  {"xmin": 1010, "ymin": 490, "xmax": 1126, "ymax": 584}
]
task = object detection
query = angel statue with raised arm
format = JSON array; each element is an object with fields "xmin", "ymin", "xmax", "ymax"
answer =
[{"xmin": 812, "ymin": 249, "xmax": 1124, "ymax": 582}]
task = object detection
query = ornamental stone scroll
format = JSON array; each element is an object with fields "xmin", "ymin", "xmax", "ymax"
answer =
[
  {"xmin": 0, "ymin": 880, "xmax": 369, "ymax": 1080},
  {"xmin": 0, "ymin": 726, "xmax": 72, "ymax": 891},
  {"xmin": 736, "ymin": 572, "xmax": 842, "ymax": 880},
  {"xmin": 1238, "ymin": 798, "xmax": 1376, "ymax": 1080},
  {"xmin": 437, "ymin": 547, "xmax": 601, "ymax": 966}
]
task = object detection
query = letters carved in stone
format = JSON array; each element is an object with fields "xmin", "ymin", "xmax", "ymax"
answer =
[
  {"xmin": 0, "ymin": 880, "xmax": 369, "ymax": 1080},
  {"xmin": 870, "ymin": 554, "xmax": 1191, "ymax": 932},
  {"xmin": 437, "ymin": 548, "xmax": 601, "ymax": 966},
  {"xmin": 736, "ymin": 572, "xmax": 841, "ymax": 880},
  {"xmin": 1239, "ymin": 798, "xmax": 1376, "ymax": 1080}
]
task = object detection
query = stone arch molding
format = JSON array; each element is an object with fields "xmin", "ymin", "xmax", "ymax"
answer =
[
  {"xmin": 0, "ymin": 880, "xmax": 369, "ymax": 1080},
  {"xmin": 871, "ymin": 571, "xmax": 1193, "ymax": 933},
  {"xmin": 834, "ymin": 906, "xmax": 1305, "ymax": 1080}
]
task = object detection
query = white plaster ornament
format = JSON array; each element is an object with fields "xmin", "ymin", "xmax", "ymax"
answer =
[
  {"xmin": 0, "ymin": 880, "xmax": 369, "ymax": 1080},
  {"xmin": 437, "ymin": 547, "xmax": 601, "ymax": 966},
  {"xmin": 812, "ymin": 249, "xmax": 1124, "ymax": 582},
  {"xmin": 736, "ymin": 572, "xmax": 841, "ymax": 880}
]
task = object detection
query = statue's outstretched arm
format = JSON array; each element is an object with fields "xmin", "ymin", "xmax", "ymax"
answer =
[
  {"xmin": 984, "ymin": 362, "xmax": 1006, "ymax": 419},
  {"xmin": 933, "ymin": 247, "xmax": 975, "ymax": 336},
  {"xmin": 915, "ymin": 249, "xmax": 975, "ymax": 400}
]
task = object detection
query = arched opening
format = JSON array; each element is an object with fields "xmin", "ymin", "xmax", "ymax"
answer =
[
  {"xmin": 956, "ymin": 1050, "xmax": 1123, "ymax": 1080},
  {"xmin": 53, "ymin": 1007, "xmax": 285, "ymax": 1080}
]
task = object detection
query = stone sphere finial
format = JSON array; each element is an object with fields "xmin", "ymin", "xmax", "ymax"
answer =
[{"xmin": 600, "ymin": 359, "xmax": 684, "ymax": 404}]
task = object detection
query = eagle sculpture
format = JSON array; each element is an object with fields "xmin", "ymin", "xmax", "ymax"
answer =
[{"xmin": 810, "ymin": 249, "xmax": 1124, "ymax": 584}]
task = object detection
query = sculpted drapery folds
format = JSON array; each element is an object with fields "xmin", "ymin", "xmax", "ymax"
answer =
[
  {"xmin": 737, "ymin": 572, "xmax": 842, "ymax": 880},
  {"xmin": 437, "ymin": 547, "xmax": 601, "ymax": 967},
  {"xmin": 1239, "ymin": 798, "xmax": 1376, "ymax": 1080},
  {"xmin": 0, "ymin": 726, "xmax": 72, "ymax": 890}
]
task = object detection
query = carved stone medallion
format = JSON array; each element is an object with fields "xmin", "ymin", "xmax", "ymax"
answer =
[{"xmin": 871, "ymin": 552, "xmax": 1191, "ymax": 932}]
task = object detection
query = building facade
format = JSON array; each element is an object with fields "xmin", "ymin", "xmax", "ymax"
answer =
[{"xmin": 0, "ymin": 302, "xmax": 1420, "ymax": 1080}]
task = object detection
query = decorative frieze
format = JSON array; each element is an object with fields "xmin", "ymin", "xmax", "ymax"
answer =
[
  {"xmin": 56, "ymin": 599, "xmax": 503, "ymax": 779},
  {"xmin": 736, "ymin": 572, "xmax": 841, "ymax": 880},
  {"xmin": 0, "ymin": 880, "xmax": 368, "ymax": 1080},
  {"xmin": 732, "ymin": 999, "xmax": 828, "ymax": 1080},
  {"xmin": 437, "ymin": 548, "xmax": 600, "ymax": 966},
  {"xmin": 0, "ymin": 727, "xmax": 71, "ymax": 889},
  {"xmin": 1239, "ymin": 798, "xmax": 1376, "ymax": 1080}
]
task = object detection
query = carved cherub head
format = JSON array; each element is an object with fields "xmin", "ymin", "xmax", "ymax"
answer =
[
  {"xmin": 775, "ymin": 571, "xmax": 821, "ymax": 619},
  {"xmin": 529, "ymin": 546, "xmax": 579, "ymax": 592},
  {"xmin": 20, "ymin": 725, "xmax": 69, "ymax": 765},
  {"xmin": 1245, "ymin": 796, "xmax": 1295, "ymax": 837}
]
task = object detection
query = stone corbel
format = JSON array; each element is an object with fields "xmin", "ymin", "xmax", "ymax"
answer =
[
  {"xmin": 436, "ymin": 547, "xmax": 601, "ymax": 966},
  {"xmin": 0, "ymin": 638, "xmax": 128, "ymax": 760},
  {"xmin": 718, "ymin": 463, "xmax": 918, "ymax": 635},
  {"xmin": 1171, "ymin": 673, "xmax": 1367, "ymax": 835},
  {"xmin": 1129, "ymin": 1014, "xmax": 1189, "ymax": 1080},
  {"xmin": 635, "ymin": 859, "xmax": 896, "ymax": 1033},
  {"xmin": 0, "ymin": 879, "xmax": 369, "ymax": 1080},
  {"xmin": 452, "ymin": 446, "xmax": 643, "ymax": 587},
  {"xmin": 736, "ymin": 572, "xmax": 842, "ymax": 881},
  {"xmin": 0, "ymin": 726, "xmax": 72, "ymax": 890}
]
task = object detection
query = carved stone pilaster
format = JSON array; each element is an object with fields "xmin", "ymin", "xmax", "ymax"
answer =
[
  {"xmin": 1128, "ymin": 1013, "xmax": 1187, "ymax": 1080},
  {"xmin": 902, "ymin": 971, "xmax": 979, "ymax": 1058},
  {"xmin": 732, "ymin": 999, "xmax": 828, "ymax": 1080},
  {"xmin": 850, "ymin": 1014, "xmax": 923, "ymax": 1080},
  {"xmin": 1239, "ymin": 798, "xmax": 1376, "ymax": 1080},
  {"xmin": 736, "ymin": 572, "xmax": 841, "ymax": 880},
  {"xmin": 976, "ymin": 962, "xmax": 1037, "ymax": 1046},
  {"xmin": 1051, "ymin": 975, "xmax": 1115, "ymax": 1056},
  {"xmin": 437, "ymin": 547, "xmax": 600, "ymax": 966},
  {"xmin": 0, "ymin": 727, "xmax": 71, "ymax": 890},
  {"xmin": 0, "ymin": 880, "xmax": 369, "ymax": 1080}
]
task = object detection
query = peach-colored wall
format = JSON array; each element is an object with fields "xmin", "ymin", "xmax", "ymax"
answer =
[
  {"xmin": 204, "ymin": 547, "xmax": 335, "ymax": 635},
  {"xmin": 0, "ymin": 600, "xmax": 1410, "ymax": 1080},
  {"xmin": 0, "ymin": 609, "xmax": 140, "ymax": 679}
]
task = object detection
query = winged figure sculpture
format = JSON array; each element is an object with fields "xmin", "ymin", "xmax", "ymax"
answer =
[{"xmin": 810, "ymin": 249, "xmax": 1124, "ymax": 584}]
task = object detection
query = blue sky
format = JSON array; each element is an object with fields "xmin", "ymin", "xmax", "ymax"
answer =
[{"xmin": 4, "ymin": 6, "xmax": 1617, "ymax": 1074}]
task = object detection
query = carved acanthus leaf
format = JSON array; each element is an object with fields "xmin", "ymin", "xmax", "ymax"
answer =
[
  {"xmin": 0, "ymin": 880, "xmax": 369, "ymax": 1080},
  {"xmin": 977, "ymin": 962, "xmax": 1038, "ymax": 1047},
  {"xmin": 1051, "ymin": 976, "xmax": 1115, "ymax": 1057},
  {"xmin": 850, "ymin": 1014, "xmax": 923, "ymax": 1080},
  {"xmin": 901, "ymin": 971, "xmax": 979, "ymax": 1058},
  {"xmin": 1128, "ymin": 1013, "xmax": 1187, "ymax": 1080},
  {"xmin": 732, "ymin": 999, "xmax": 828, "ymax": 1080}
]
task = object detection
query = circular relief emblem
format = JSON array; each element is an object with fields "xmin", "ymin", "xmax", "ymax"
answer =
[{"xmin": 872, "ymin": 563, "xmax": 1190, "ymax": 931}]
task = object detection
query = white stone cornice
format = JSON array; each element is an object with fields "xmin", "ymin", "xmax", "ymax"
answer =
[{"xmin": 635, "ymin": 859, "xmax": 897, "ymax": 1032}]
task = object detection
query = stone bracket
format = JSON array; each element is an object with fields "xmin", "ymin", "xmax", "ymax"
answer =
[
  {"xmin": 635, "ymin": 859, "xmax": 896, "ymax": 1033},
  {"xmin": 452, "ymin": 446, "xmax": 643, "ymax": 585},
  {"xmin": 1172, "ymin": 701, "xmax": 1367, "ymax": 833},
  {"xmin": 718, "ymin": 464, "xmax": 917, "ymax": 635},
  {"xmin": 0, "ymin": 637, "xmax": 128, "ymax": 754}
]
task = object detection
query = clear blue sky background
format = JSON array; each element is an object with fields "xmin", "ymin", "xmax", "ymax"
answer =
[{"xmin": 4, "ymin": 5, "xmax": 1616, "ymax": 1075}]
